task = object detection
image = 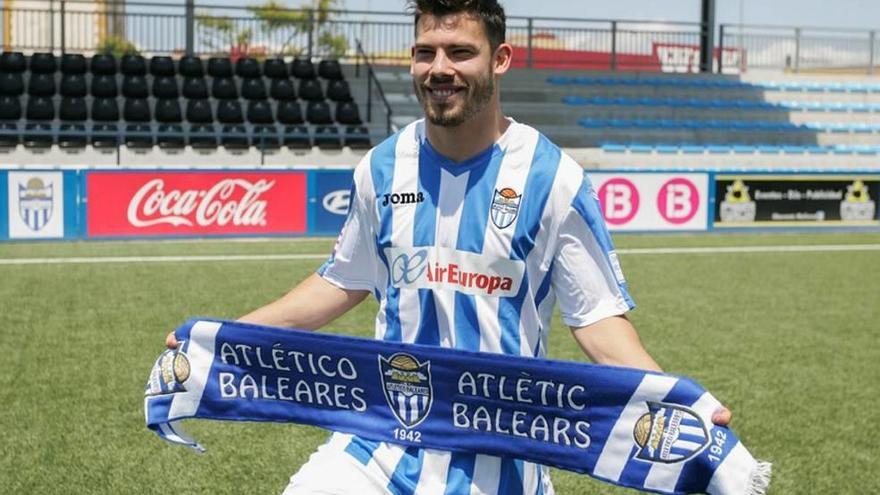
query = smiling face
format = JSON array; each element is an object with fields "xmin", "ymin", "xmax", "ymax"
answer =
[{"xmin": 411, "ymin": 12, "xmax": 499, "ymax": 127}]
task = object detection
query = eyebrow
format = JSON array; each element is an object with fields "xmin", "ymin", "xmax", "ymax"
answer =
[{"xmin": 413, "ymin": 42, "xmax": 480, "ymax": 51}]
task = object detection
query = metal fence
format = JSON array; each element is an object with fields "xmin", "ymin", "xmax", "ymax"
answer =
[
  {"xmin": 0, "ymin": 1, "xmax": 877, "ymax": 74},
  {"xmin": 720, "ymin": 24, "xmax": 878, "ymax": 74}
]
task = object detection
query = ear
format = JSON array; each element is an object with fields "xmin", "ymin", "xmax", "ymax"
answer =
[{"xmin": 493, "ymin": 43, "xmax": 513, "ymax": 76}]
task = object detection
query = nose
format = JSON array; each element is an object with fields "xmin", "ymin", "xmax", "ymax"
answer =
[{"xmin": 429, "ymin": 49, "xmax": 455, "ymax": 78}]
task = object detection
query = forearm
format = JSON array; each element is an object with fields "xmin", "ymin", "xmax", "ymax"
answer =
[
  {"xmin": 238, "ymin": 273, "xmax": 369, "ymax": 330},
  {"xmin": 571, "ymin": 315, "xmax": 662, "ymax": 372}
]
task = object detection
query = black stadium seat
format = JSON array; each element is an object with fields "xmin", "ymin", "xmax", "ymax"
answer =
[
  {"xmin": 152, "ymin": 76, "xmax": 179, "ymax": 99},
  {"xmin": 291, "ymin": 57, "xmax": 316, "ymax": 79},
  {"xmin": 283, "ymin": 124, "xmax": 310, "ymax": 149},
  {"xmin": 326, "ymin": 79, "xmax": 352, "ymax": 102},
  {"xmin": 182, "ymin": 77, "xmax": 208, "ymax": 99},
  {"xmin": 247, "ymin": 100, "xmax": 273, "ymax": 124},
  {"xmin": 276, "ymin": 100, "xmax": 304, "ymax": 125},
  {"xmin": 306, "ymin": 100, "xmax": 333, "ymax": 125},
  {"xmin": 235, "ymin": 57, "xmax": 261, "ymax": 78},
  {"xmin": 90, "ymin": 54, "xmax": 117, "ymax": 75},
  {"xmin": 91, "ymin": 74, "xmax": 118, "ymax": 98},
  {"xmin": 207, "ymin": 57, "xmax": 233, "ymax": 78},
  {"xmin": 241, "ymin": 78, "xmax": 267, "ymax": 100},
  {"xmin": 60, "ymin": 53, "xmax": 87, "ymax": 74},
  {"xmin": 124, "ymin": 98, "xmax": 151, "ymax": 122},
  {"xmin": 216, "ymin": 100, "xmax": 247, "ymax": 148},
  {"xmin": 58, "ymin": 122, "xmax": 87, "ymax": 147},
  {"xmin": 120, "ymin": 54, "xmax": 147, "ymax": 76},
  {"xmin": 149, "ymin": 56, "xmax": 176, "ymax": 77},
  {"xmin": 91, "ymin": 97, "xmax": 120, "ymax": 148},
  {"xmin": 29, "ymin": 52, "xmax": 57, "ymax": 73},
  {"xmin": 60, "ymin": 74, "xmax": 87, "ymax": 97},
  {"xmin": 298, "ymin": 79, "xmax": 324, "ymax": 101},
  {"xmin": 211, "ymin": 77, "xmax": 238, "ymax": 99},
  {"xmin": 0, "ymin": 71, "xmax": 24, "ymax": 96},
  {"xmin": 24, "ymin": 96, "xmax": 55, "ymax": 147},
  {"xmin": 263, "ymin": 58, "xmax": 288, "ymax": 79},
  {"xmin": 59, "ymin": 97, "xmax": 87, "ymax": 147},
  {"xmin": 270, "ymin": 78, "xmax": 296, "ymax": 100},
  {"xmin": 344, "ymin": 125, "xmax": 371, "ymax": 149},
  {"xmin": 335, "ymin": 101, "xmax": 362, "ymax": 125},
  {"xmin": 318, "ymin": 59, "xmax": 343, "ymax": 80},
  {"xmin": 0, "ymin": 95, "xmax": 21, "ymax": 146},
  {"xmin": 122, "ymin": 75, "xmax": 149, "ymax": 98},
  {"xmin": 247, "ymin": 100, "xmax": 278, "ymax": 148},
  {"xmin": 155, "ymin": 99, "xmax": 183, "ymax": 149},
  {"xmin": 59, "ymin": 96, "xmax": 87, "ymax": 121},
  {"xmin": 1, "ymin": 52, "xmax": 26, "ymax": 72},
  {"xmin": 27, "ymin": 72, "xmax": 55, "ymax": 96},
  {"xmin": 178, "ymin": 55, "xmax": 204, "ymax": 77},
  {"xmin": 124, "ymin": 97, "xmax": 153, "ymax": 147},
  {"xmin": 314, "ymin": 124, "xmax": 342, "ymax": 149},
  {"xmin": 186, "ymin": 99, "xmax": 215, "ymax": 148},
  {"xmin": 216, "ymin": 99, "xmax": 243, "ymax": 124}
]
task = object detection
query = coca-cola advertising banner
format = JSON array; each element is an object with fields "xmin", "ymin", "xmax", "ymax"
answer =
[
  {"xmin": 588, "ymin": 172, "xmax": 709, "ymax": 232},
  {"xmin": 86, "ymin": 171, "xmax": 307, "ymax": 237}
]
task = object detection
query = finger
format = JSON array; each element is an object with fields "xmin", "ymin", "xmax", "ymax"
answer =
[
  {"xmin": 712, "ymin": 407, "xmax": 732, "ymax": 426},
  {"xmin": 165, "ymin": 333, "xmax": 179, "ymax": 349}
]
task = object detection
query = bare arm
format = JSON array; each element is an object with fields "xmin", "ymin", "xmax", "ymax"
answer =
[
  {"xmin": 572, "ymin": 315, "xmax": 731, "ymax": 425},
  {"xmin": 165, "ymin": 273, "xmax": 369, "ymax": 348}
]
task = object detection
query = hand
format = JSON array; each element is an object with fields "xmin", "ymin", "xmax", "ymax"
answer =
[
  {"xmin": 712, "ymin": 406, "xmax": 732, "ymax": 426},
  {"xmin": 165, "ymin": 332, "xmax": 179, "ymax": 349}
]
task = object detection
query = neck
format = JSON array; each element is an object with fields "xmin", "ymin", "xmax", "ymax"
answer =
[{"xmin": 425, "ymin": 99, "xmax": 509, "ymax": 163}]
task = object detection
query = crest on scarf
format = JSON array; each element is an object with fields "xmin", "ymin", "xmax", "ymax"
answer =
[
  {"xmin": 633, "ymin": 401, "xmax": 709, "ymax": 463},
  {"xmin": 145, "ymin": 349, "xmax": 190, "ymax": 396},
  {"xmin": 379, "ymin": 353, "xmax": 433, "ymax": 428},
  {"xmin": 18, "ymin": 178, "xmax": 54, "ymax": 232},
  {"xmin": 490, "ymin": 188, "xmax": 522, "ymax": 229}
]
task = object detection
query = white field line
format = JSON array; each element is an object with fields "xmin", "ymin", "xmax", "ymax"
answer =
[{"xmin": 1, "ymin": 244, "xmax": 879, "ymax": 266}]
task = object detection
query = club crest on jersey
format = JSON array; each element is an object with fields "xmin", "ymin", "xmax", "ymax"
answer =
[
  {"xmin": 491, "ymin": 188, "xmax": 521, "ymax": 229},
  {"xmin": 18, "ymin": 178, "xmax": 54, "ymax": 232},
  {"xmin": 633, "ymin": 401, "xmax": 710, "ymax": 464},
  {"xmin": 379, "ymin": 353, "xmax": 433, "ymax": 428}
]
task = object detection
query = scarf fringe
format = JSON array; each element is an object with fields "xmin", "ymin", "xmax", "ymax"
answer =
[{"xmin": 746, "ymin": 461, "xmax": 772, "ymax": 495}]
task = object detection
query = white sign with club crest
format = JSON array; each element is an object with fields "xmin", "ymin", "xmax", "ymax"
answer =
[{"xmin": 8, "ymin": 171, "xmax": 64, "ymax": 239}]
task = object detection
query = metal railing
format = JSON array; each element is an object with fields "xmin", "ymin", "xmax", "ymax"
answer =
[
  {"xmin": 354, "ymin": 40, "xmax": 393, "ymax": 135},
  {"xmin": 1, "ymin": 1, "xmax": 877, "ymax": 75}
]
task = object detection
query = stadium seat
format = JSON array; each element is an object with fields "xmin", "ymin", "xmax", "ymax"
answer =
[
  {"xmin": 152, "ymin": 76, "xmax": 179, "ymax": 99},
  {"xmin": 207, "ymin": 57, "xmax": 233, "ymax": 78},
  {"xmin": 326, "ymin": 79, "xmax": 352, "ymax": 102},
  {"xmin": 241, "ymin": 77, "xmax": 267, "ymax": 100},
  {"xmin": 306, "ymin": 100, "xmax": 333, "ymax": 125},
  {"xmin": 344, "ymin": 125, "xmax": 371, "ymax": 149},
  {"xmin": 24, "ymin": 96, "xmax": 55, "ymax": 147},
  {"xmin": 247, "ymin": 100, "xmax": 279, "ymax": 149},
  {"xmin": 235, "ymin": 57, "xmax": 261, "ymax": 78},
  {"xmin": 29, "ymin": 52, "xmax": 57, "ymax": 73},
  {"xmin": 182, "ymin": 77, "xmax": 208, "ymax": 99},
  {"xmin": 60, "ymin": 74, "xmax": 87, "ymax": 97},
  {"xmin": 0, "ymin": 96, "xmax": 21, "ymax": 147},
  {"xmin": 263, "ymin": 58, "xmax": 289, "ymax": 79},
  {"xmin": 90, "ymin": 53, "xmax": 117, "ymax": 75},
  {"xmin": 291, "ymin": 57, "xmax": 316, "ymax": 79},
  {"xmin": 0, "ymin": 71, "xmax": 24, "ymax": 96},
  {"xmin": 211, "ymin": 77, "xmax": 238, "ymax": 99},
  {"xmin": 59, "ymin": 96, "xmax": 87, "ymax": 121},
  {"xmin": 335, "ymin": 101, "xmax": 362, "ymax": 125},
  {"xmin": 124, "ymin": 98, "xmax": 152, "ymax": 148},
  {"xmin": 122, "ymin": 75, "xmax": 149, "ymax": 98},
  {"xmin": 91, "ymin": 74, "xmax": 119, "ymax": 98},
  {"xmin": 58, "ymin": 97, "xmax": 87, "ymax": 148},
  {"xmin": 60, "ymin": 53, "xmax": 87, "ymax": 74},
  {"xmin": 155, "ymin": 98, "xmax": 182, "ymax": 123},
  {"xmin": 155, "ymin": 99, "xmax": 184, "ymax": 149},
  {"xmin": 178, "ymin": 55, "xmax": 204, "ymax": 77},
  {"xmin": 149, "ymin": 56, "xmax": 176, "ymax": 77},
  {"xmin": 277, "ymin": 100, "xmax": 304, "ymax": 125},
  {"xmin": 298, "ymin": 79, "xmax": 324, "ymax": 101},
  {"xmin": 318, "ymin": 59, "xmax": 343, "ymax": 80},
  {"xmin": 1, "ymin": 52, "xmax": 26, "ymax": 73},
  {"xmin": 186, "ymin": 99, "xmax": 215, "ymax": 148},
  {"xmin": 120, "ymin": 54, "xmax": 147, "ymax": 76},
  {"xmin": 269, "ymin": 78, "xmax": 297, "ymax": 100},
  {"xmin": 0, "ymin": 95, "xmax": 21, "ymax": 120},
  {"xmin": 216, "ymin": 99, "xmax": 243, "ymax": 124},
  {"xmin": 91, "ymin": 97, "xmax": 120, "ymax": 148},
  {"xmin": 282, "ymin": 124, "xmax": 310, "ymax": 149},
  {"xmin": 314, "ymin": 125, "xmax": 342, "ymax": 149},
  {"xmin": 27, "ymin": 72, "xmax": 55, "ymax": 97}
]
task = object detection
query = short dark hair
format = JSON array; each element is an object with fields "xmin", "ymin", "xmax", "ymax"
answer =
[{"xmin": 408, "ymin": 0, "xmax": 506, "ymax": 51}]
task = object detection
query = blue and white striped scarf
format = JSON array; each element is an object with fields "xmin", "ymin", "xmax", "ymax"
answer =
[{"xmin": 145, "ymin": 319, "xmax": 770, "ymax": 495}]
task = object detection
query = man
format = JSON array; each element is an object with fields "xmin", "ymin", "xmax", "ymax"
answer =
[{"xmin": 167, "ymin": 0, "xmax": 730, "ymax": 493}]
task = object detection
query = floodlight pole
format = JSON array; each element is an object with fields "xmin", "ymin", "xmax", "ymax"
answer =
[{"xmin": 699, "ymin": 0, "xmax": 716, "ymax": 73}]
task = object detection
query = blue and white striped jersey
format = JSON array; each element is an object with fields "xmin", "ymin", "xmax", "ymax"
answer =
[{"xmin": 315, "ymin": 119, "xmax": 634, "ymax": 495}]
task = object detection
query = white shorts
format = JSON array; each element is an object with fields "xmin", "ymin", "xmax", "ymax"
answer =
[{"xmin": 281, "ymin": 433, "xmax": 555, "ymax": 495}]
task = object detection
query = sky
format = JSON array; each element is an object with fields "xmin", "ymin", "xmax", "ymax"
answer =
[{"xmin": 258, "ymin": 0, "xmax": 880, "ymax": 32}]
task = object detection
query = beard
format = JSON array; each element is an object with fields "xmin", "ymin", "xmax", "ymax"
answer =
[{"xmin": 414, "ymin": 70, "xmax": 495, "ymax": 127}]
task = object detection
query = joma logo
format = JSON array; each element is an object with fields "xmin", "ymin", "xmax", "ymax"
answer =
[{"xmin": 382, "ymin": 191, "xmax": 425, "ymax": 207}]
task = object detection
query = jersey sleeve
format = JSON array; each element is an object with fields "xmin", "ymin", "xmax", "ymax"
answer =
[
  {"xmin": 317, "ymin": 160, "xmax": 380, "ymax": 292},
  {"xmin": 552, "ymin": 177, "xmax": 635, "ymax": 328}
]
